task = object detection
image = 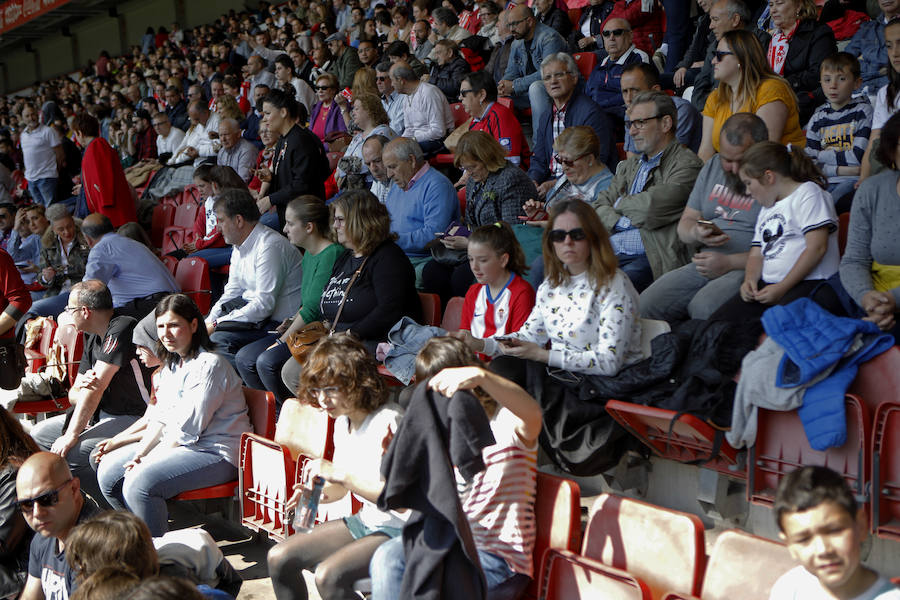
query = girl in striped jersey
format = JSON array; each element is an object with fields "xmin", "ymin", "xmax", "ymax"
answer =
[
  {"xmin": 455, "ymin": 222, "xmax": 536, "ymax": 345},
  {"xmin": 370, "ymin": 336, "xmax": 541, "ymax": 599}
]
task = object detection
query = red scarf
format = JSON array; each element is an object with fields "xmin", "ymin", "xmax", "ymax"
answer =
[{"xmin": 767, "ymin": 22, "xmax": 799, "ymax": 75}]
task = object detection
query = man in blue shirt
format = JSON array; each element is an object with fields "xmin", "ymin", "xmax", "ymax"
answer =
[{"xmin": 81, "ymin": 213, "xmax": 179, "ymax": 319}]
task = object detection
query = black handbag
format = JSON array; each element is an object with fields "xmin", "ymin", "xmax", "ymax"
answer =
[{"xmin": 0, "ymin": 337, "xmax": 27, "ymax": 390}]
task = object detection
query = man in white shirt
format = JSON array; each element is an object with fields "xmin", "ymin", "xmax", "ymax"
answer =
[
  {"xmin": 168, "ymin": 102, "xmax": 220, "ymax": 166},
  {"xmin": 389, "ymin": 62, "xmax": 454, "ymax": 155},
  {"xmin": 206, "ymin": 188, "xmax": 303, "ymax": 370},
  {"xmin": 153, "ymin": 113, "xmax": 185, "ymax": 163},
  {"xmin": 376, "ymin": 61, "xmax": 404, "ymax": 135},
  {"xmin": 19, "ymin": 103, "xmax": 64, "ymax": 207}
]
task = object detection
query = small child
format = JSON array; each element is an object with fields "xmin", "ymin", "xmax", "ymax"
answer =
[
  {"xmin": 805, "ymin": 53, "xmax": 873, "ymax": 209},
  {"xmin": 710, "ymin": 142, "xmax": 842, "ymax": 322},
  {"xmin": 770, "ymin": 465, "xmax": 900, "ymax": 599}
]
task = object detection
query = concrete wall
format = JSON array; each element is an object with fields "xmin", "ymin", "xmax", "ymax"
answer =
[{"xmin": 121, "ymin": 0, "xmax": 177, "ymax": 48}]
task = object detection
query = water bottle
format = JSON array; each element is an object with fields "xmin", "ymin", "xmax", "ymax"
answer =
[{"xmin": 292, "ymin": 475, "xmax": 325, "ymax": 534}]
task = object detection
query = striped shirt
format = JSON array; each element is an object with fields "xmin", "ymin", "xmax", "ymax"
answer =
[
  {"xmin": 459, "ymin": 274, "xmax": 535, "ymax": 339},
  {"xmin": 805, "ymin": 97, "xmax": 873, "ymax": 181},
  {"xmin": 456, "ymin": 407, "xmax": 538, "ymax": 576}
]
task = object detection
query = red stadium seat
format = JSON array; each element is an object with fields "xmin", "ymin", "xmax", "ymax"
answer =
[
  {"xmin": 327, "ymin": 151, "xmax": 344, "ymax": 173},
  {"xmin": 161, "ymin": 226, "xmax": 188, "ymax": 256},
  {"xmin": 698, "ymin": 530, "xmax": 797, "ymax": 600},
  {"xmin": 541, "ymin": 550, "xmax": 651, "ymax": 600},
  {"xmin": 151, "ymin": 204, "xmax": 175, "ymax": 248},
  {"xmin": 567, "ymin": 8, "xmax": 582, "ymax": 27},
  {"xmin": 573, "ymin": 52, "xmax": 598, "ymax": 79},
  {"xmin": 161, "ymin": 255, "xmax": 178, "ymax": 276},
  {"xmin": 173, "ymin": 201, "xmax": 200, "ymax": 229},
  {"xmin": 450, "ymin": 102, "xmax": 470, "ymax": 127},
  {"xmin": 440, "ymin": 297, "xmax": 466, "ymax": 332},
  {"xmin": 13, "ymin": 324, "xmax": 83, "ymax": 416},
  {"xmin": 848, "ymin": 346, "xmax": 900, "ymax": 417},
  {"xmin": 838, "ymin": 212, "xmax": 850, "ymax": 257},
  {"xmin": 174, "ymin": 257, "xmax": 213, "ymax": 315},
  {"xmin": 872, "ymin": 401, "xmax": 900, "ymax": 540},
  {"xmin": 457, "ymin": 187, "xmax": 466, "ymax": 216},
  {"xmin": 174, "ymin": 389, "xmax": 275, "ymax": 504},
  {"xmin": 581, "ymin": 493, "xmax": 706, "ymax": 600},
  {"xmin": 25, "ymin": 317, "xmax": 57, "ymax": 374},
  {"xmin": 418, "ymin": 292, "xmax": 441, "ymax": 327}
]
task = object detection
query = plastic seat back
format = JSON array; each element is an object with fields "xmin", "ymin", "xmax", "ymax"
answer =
[
  {"xmin": 701, "ymin": 530, "xmax": 797, "ymax": 600},
  {"xmin": 838, "ymin": 212, "xmax": 850, "ymax": 256},
  {"xmin": 174, "ymin": 257, "xmax": 212, "ymax": 315},
  {"xmin": 872, "ymin": 401, "xmax": 900, "ymax": 540},
  {"xmin": 54, "ymin": 324, "xmax": 84, "ymax": 386},
  {"xmin": 173, "ymin": 201, "xmax": 200, "ymax": 229},
  {"xmin": 441, "ymin": 297, "xmax": 466, "ymax": 332},
  {"xmin": 26, "ymin": 317, "xmax": 57, "ymax": 373},
  {"xmin": 245, "ymin": 388, "xmax": 276, "ymax": 439},
  {"xmin": 151, "ymin": 204, "xmax": 175, "ymax": 247},
  {"xmin": 573, "ymin": 52, "xmax": 598, "ymax": 79},
  {"xmin": 540, "ymin": 550, "xmax": 651, "ymax": 600},
  {"xmin": 450, "ymin": 102, "xmax": 469, "ymax": 127},
  {"xmin": 582, "ymin": 494, "xmax": 705, "ymax": 599},
  {"xmin": 161, "ymin": 255, "xmax": 178, "ymax": 276},
  {"xmin": 639, "ymin": 318, "xmax": 670, "ymax": 359},
  {"xmin": 418, "ymin": 292, "xmax": 442, "ymax": 327},
  {"xmin": 273, "ymin": 398, "xmax": 336, "ymax": 462},
  {"xmin": 848, "ymin": 346, "xmax": 900, "ymax": 417}
]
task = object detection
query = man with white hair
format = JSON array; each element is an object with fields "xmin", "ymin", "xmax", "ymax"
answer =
[{"xmin": 217, "ymin": 118, "xmax": 258, "ymax": 183}]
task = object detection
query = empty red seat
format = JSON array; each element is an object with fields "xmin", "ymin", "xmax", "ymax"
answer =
[
  {"xmin": 541, "ymin": 550, "xmax": 651, "ymax": 600},
  {"xmin": 174, "ymin": 257, "xmax": 212, "ymax": 315},
  {"xmin": 573, "ymin": 52, "xmax": 598, "ymax": 79},
  {"xmin": 418, "ymin": 292, "xmax": 441, "ymax": 327},
  {"xmin": 440, "ymin": 297, "xmax": 466, "ymax": 332},
  {"xmin": 695, "ymin": 530, "xmax": 797, "ymax": 600},
  {"xmin": 151, "ymin": 204, "xmax": 175, "ymax": 248},
  {"xmin": 872, "ymin": 401, "xmax": 900, "ymax": 540}
]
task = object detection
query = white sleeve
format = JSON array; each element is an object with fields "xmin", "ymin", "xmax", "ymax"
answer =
[{"xmin": 794, "ymin": 184, "xmax": 837, "ymax": 235}]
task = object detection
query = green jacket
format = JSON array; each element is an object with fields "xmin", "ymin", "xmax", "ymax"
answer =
[
  {"xmin": 328, "ymin": 47, "xmax": 363, "ymax": 89},
  {"xmin": 38, "ymin": 225, "xmax": 91, "ymax": 297},
  {"xmin": 592, "ymin": 139, "xmax": 703, "ymax": 279}
]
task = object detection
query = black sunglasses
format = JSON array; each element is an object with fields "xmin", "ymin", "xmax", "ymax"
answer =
[
  {"xmin": 602, "ymin": 28, "xmax": 629, "ymax": 38},
  {"xmin": 553, "ymin": 152, "xmax": 590, "ymax": 168},
  {"xmin": 314, "ymin": 85, "xmax": 334, "ymax": 91},
  {"xmin": 713, "ymin": 50, "xmax": 734, "ymax": 62},
  {"xmin": 549, "ymin": 228, "xmax": 587, "ymax": 243},
  {"xmin": 17, "ymin": 479, "xmax": 72, "ymax": 512}
]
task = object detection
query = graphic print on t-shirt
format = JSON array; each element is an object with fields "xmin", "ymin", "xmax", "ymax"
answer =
[
  {"xmin": 41, "ymin": 566, "xmax": 69, "ymax": 600},
  {"xmin": 707, "ymin": 183, "xmax": 754, "ymax": 223},
  {"xmin": 760, "ymin": 213, "xmax": 786, "ymax": 258}
]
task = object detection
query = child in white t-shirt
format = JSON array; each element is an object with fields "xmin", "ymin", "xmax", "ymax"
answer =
[{"xmin": 710, "ymin": 142, "xmax": 842, "ymax": 322}]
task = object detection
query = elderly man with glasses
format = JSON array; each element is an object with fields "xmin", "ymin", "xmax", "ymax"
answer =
[
  {"xmin": 152, "ymin": 113, "xmax": 185, "ymax": 165},
  {"xmin": 585, "ymin": 18, "xmax": 649, "ymax": 122}
]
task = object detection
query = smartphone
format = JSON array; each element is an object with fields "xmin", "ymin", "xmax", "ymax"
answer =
[
  {"xmin": 494, "ymin": 336, "xmax": 520, "ymax": 345},
  {"xmin": 697, "ymin": 219, "xmax": 725, "ymax": 236}
]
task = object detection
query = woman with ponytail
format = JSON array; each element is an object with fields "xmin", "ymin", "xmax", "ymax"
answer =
[{"xmin": 710, "ymin": 141, "xmax": 843, "ymax": 321}]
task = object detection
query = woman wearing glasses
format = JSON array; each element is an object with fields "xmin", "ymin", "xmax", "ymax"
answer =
[
  {"xmin": 697, "ymin": 29, "xmax": 805, "ymax": 161},
  {"xmin": 94, "ymin": 294, "xmax": 252, "ymax": 537},
  {"xmin": 462, "ymin": 199, "xmax": 643, "ymax": 472},
  {"xmin": 309, "ymin": 72, "xmax": 349, "ymax": 148},
  {"xmin": 267, "ymin": 334, "xmax": 405, "ymax": 600}
]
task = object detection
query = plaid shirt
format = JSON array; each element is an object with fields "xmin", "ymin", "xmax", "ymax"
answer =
[
  {"xmin": 609, "ymin": 149, "xmax": 663, "ymax": 256},
  {"xmin": 548, "ymin": 101, "xmax": 569, "ymax": 178}
]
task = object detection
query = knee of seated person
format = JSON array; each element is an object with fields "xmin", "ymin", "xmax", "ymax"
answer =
[
  {"xmin": 527, "ymin": 79, "xmax": 546, "ymax": 99},
  {"xmin": 314, "ymin": 560, "xmax": 350, "ymax": 596},
  {"xmin": 266, "ymin": 541, "xmax": 292, "ymax": 574}
]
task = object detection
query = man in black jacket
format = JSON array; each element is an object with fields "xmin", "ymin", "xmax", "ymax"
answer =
[{"xmin": 429, "ymin": 40, "xmax": 471, "ymax": 102}]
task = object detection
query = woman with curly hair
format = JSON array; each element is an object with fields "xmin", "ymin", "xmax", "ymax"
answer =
[{"xmin": 267, "ymin": 334, "xmax": 406, "ymax": 600}]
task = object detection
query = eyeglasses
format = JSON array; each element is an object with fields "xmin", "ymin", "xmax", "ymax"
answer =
[
  {"xmin": 314, "ymin": 85, "xmax": 334, "ymax": 91},
  {"xmin": 713, "ymin": 50, "xmax": 734, "ymax": 62},
  {"xmin": 17, "ymin": 480, "xmax": 72, "ymax": 512},
  {"xmin": 63, "ymin": 304, "xmax": 84, "ymax": 313},
  {"xmin": 549, "ymin": 228, "xmax": 587, "ymax": 243},
  {"xmin": 507, "ymin": 16, "xmax": 529, "ymax": 28},
  {"xmin": 542, "ymin": 71, "xmax": 572, "ymax": 82},
  {"xmin": 625, "ymin": 115, "xmax": 662, "ymax": 130},
  {"xmin": 553, "ymin": 152, "xmax": 590, "ymax": 167},
  {"xmin": 602, "ymin": 28, "xmax": 629, "ymax": 38},
  {"xmin": 309, "ymin": 386, "xmax": 341, "ymax": 400},
  {"xmin": 459, "ymin": 88, "xmax": 476, "ymax": 96},
  {"xmin": 376, "ymin": 76, "xmax": 389, "ymax": 81}
]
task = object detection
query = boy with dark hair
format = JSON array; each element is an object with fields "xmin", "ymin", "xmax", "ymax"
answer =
[
  {"xmin": 804, "ymin": 52, "xmax": 873, "ymax": 211},
  {"xmin": 771, "ymin": 465, "xmax": 900, "ymax": 599}
]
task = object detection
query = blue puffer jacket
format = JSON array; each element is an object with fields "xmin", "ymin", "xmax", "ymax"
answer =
[{"xmin": 762, "ymin": 298, "xmax": 894, "ymax": 450}]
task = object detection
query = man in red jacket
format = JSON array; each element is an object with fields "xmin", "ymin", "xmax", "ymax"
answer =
[
  {"xmin": 0, "ymin": 247, "xmax": 31, "ymax": 340},
  {"xmin": 73, "ymin": 113, "xmax": 137, "ymax": 229}
]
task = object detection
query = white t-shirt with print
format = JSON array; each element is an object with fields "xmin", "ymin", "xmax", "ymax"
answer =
[
  {"xmin": 769, "ymin": 565, "xmax": 900, "ymax": 600},
  {"xmin": 751, "ymin": 181, "xmax": 839, "ymax": 284}
]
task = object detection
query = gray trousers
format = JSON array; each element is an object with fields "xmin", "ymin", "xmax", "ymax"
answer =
[{"xmin": 639, "ymin": 262, "xmax": 746, "ymax": 322}]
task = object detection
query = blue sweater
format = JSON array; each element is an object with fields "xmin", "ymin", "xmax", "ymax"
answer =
[{"xmin": 385, "ymin": 166, "xmax": 460, "ymax": 257}]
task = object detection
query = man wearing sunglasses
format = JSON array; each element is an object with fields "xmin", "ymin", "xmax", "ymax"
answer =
[
  {"xmin": 585, "ymin": 18, "xmax": 648, "ymax": 122},
  {"xmin": 592, "ymin": 91, "xmax": 703, "ymax": 292},
  {"xmin": 16, "ymin": 452, "xmax": 99, "ymax": 600}
]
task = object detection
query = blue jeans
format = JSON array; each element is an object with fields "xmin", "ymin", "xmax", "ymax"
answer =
[
  {"xmin": 96, "ymin": 443, "xmax": 237, "ymax": 536},
  {"xmin": 235, "ymin": 336, "xmax": 293, "ymax": 402},
  {"xmin": 369, "ymin": 536, "xmax": 530, "ymax": 600},
  {"xmin": 29, "ymin": 177, "xmax": 58, "ymax": 207},
  {"xmin": 29, "ymin": 291, "xmax": 69, "ymax": 317},
  {"xmin": 210, "ymin": 324, "xmax": 276, "ymax": 371},
  {"xmin": 618, "ymin": 253, "xmax": 654, "ymax": 293},
  {"xmin": 191, "ymin": 246, "xmax": 233, "ymax": 269},
  {"xmin": 527, "ymin": 80, "xmax": 551, "ymax": 146}
]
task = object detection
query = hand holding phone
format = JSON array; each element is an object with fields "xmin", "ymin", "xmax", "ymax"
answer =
[{"xmin": 696, "ymin": 219, "xmax": 725, "ymax": 236}]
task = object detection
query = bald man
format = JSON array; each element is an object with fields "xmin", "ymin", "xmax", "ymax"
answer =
[
  {"xmin": 16, "ymin": 452, "xmax": 99, "ymax": 600},
  {"xmin": 217, "ymin": 119, "xmax": 258, "ymax": 183}
]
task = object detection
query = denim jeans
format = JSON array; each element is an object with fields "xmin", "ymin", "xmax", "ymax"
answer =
[
  {"xmin": 369, "ymin": 536, "xmax": 530, "ymax": 600},
  {"xmin": 96, "ymin": 443, "xmax": 237, "ymax": 536},
  {"xmin": 618, "ymin": 253, "xmax": 654, "ymax": 293},
  {"xmin": 210, "ymin": 325, "xmax": 276, "ymax": 371},
  {"xmin": 29, "ymin": 291, "xmax": 69, "ymax": 317},
  {"xmin": 527, "ymin": 80, "xmax": 551, "ymax": 146},
  {"xmin": 191, "ymin": 246, "xmax": 234, "ymax": 269},
  {"xmin": 235, "ymin": 336, "xmax": 293, "ymax": 402},
  {"xmin": 29, "ymin": 177, "xmax": 58, "ymax": 207}
]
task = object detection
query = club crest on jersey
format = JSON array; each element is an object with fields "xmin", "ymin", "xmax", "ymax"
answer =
[{"xmin": 103, "ymin": 336, "xmax": 119, "ymax": 355}]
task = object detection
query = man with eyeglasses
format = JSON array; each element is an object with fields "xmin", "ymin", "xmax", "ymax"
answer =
[
  {"xmin": 592, "ymin": 91, "xmax": 703, "ymax": 291},
  {"xmin": 358, "ymin": 39, "xmax": 381, "ymax": 68},
  {"xmin": 585, "ymin": 18, "xmax": 648, "ymax": 122},
  {"xmin": 376, "ymin": 61, "xmax": 405, "ymax": 134},
  {"xmin": 15, "ymin": 452, "xmax": 100, "ymax": 600},
  {"xmin": 498, "ymin": 4, "xmax": 566, "ymax": 141},
  {"xmin": 153, "ymin": 113, "xmax": 185, "ymax": 165}
]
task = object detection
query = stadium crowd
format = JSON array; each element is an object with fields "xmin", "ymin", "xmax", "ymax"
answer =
[{"xmin": 1, "ymin": 0, "xmax": 900, "ymax": 597}]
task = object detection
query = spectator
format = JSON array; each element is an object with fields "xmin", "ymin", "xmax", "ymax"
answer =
[
  {"xmin": 459, "ymin": 71, "xmax": 528, "ymax": 166},
  {"xmin": 267, "ymin": 334, "xmax": 405, "ymax": 600},
  {"xmin": 205, "ymin": 188, "xmax": 303, "ymax": 369},
  {"xmin": 698, "ymin": 29, "xmax": 805, "ymax": 161},
  {"xmin": 19, "ymin": 103, "xmax": 63, "ymax": 208},
  {"xmin": 336, "ymin": 93, "xmax": 396, "ymax": 186},
  {"xmin": 431, "ymin": 6, "xmax": 473, "ymax": 53},
  {"xmin": 16, "ymin": 452, "xmax": 99, "ymax": 600},
  {"xmin": 593, "ymin": 91, "xmax": 704, "ymax": 291},
  {"xmin": 310, "ymin": 72, "xmax": 350, "ymax": 148},
  {"xmin": 325, "ymin": 32, "xmax": 364, "ymax": 89},
  {"xmin": 411, "ymin": 19, "xmax": 434, "ymax": 61},
  {"xmin": 164, "ymin": 86, "xmax": 190, "ymax": 131},
  {"xmin": 29, "ymin": 204, "xmax": 91, "ymax": 317},
  {"xmin": 370, "ymin": 336, "xmax": 541, "ymax": 600},
  {"xmin": 357, "ymin": 39, "xmax": 381, "ymax": 68},
  {"xmin": 257, "ymin": 89, "xmax": 330, "ymax": 228},
  {"xmin": 126, "ymin": 109, "xmax": 158, "ymax": 162},
  {"xmin": 536, "ymin": 125, "xmax": 615, "ymax": 211},
  {"xmin": 689, "ymin": 0, "xmax": 751, "ymax": 114},
  {"xmin": 844, "ymin": 0, "xmax": 900, "ymax": 95},
  {"xmin": 602, "ymin": 0, "xmax": 665, "ymax": 56},
  {"xmin": 805, "ymin": 52, "xmax": 873, "ymax": 210},
  {"xmin": 389, "ymin": 5, "xmax": 412, "ymax": 44},
  {"xmin": 274, "ymin": 53, "xmax": 317, "ymax": 112},
  {"xmin": 840, "ymin": 112, "xmax": 900, "ymax": 342},
  {"xmin": 243, "ymin": 83, "xmax": 271, "ymax": 148},
  {"xmin": 429, "ymin": 40, "xmax": 471, "ymax": 102},
  {"xmin": 153, "ymin": 113, "xmax": 185, "ymax": 164},
  {"xmin": 223, "ymin": 75, "xmax": 252, "ymax": 115},
  {"xmin": 534, "ymin": 0, "xmax": 572, "ymax": 39},
  {"xmin": 217, "ymin": 118, "xmax": 258, "ymax": 183},
  {"xmin": 477, "ymin": 2, "xmax": 502, "ymax": 45},
  {"xmin": 390, "ymin": 63, "xmax": 455, "ymax": 155},
  {"xmin": 236, "ymin": 196, "xmax": 343, "ymax": 403},
  {"xmin": 363, "ymin": 135, "xmax": 393, "ymax": 203},
  {"xmin": 756, "ymin": 0, "xmax": 837, "ymax": 125},
  {"xmin": 95, "ymin": 294, "xmax": 251, "ymax": 536},
  {"xmin": 640, "ymin": 112, "xmax": 767, "ymax": 322},
  {"xmin": 168, "ymin": 101, "xmax": 221, "ymax": 166},
  {"xmin": 486, "ymin": 10, "xmax": 514, "ymax": 82},
  {"xmin": 0, "ymin": 407, "xmax": 38, "ymax": 600},
  {"xmin": 671, "ymin": 0, "xmax": 714, "ymax": 91},
  {"xmin": 28, "ymin": 280, "xmax": 152, "ymax": 507},
  {"xmin": 861, "ymin": 19, "xmax": 900, "ymax": 185},
  {"xmin": 245, "ymin": 55, "xmax": 277, "ymax": 102},
  {"xmin": 376, "ymin": 61, "xmax": 405, "ymax": 136},
  {"xmin": 124, "ymin": 576, "xmax": 206, "ymax": 600},
  {"xmin": 80, "ymin": 214, "xmax": 179, "ymax": 319},
  {"xmin": 620, "ymin": 62, "xmax": 702, "ymax": 155},
  {"xmin": 498, "ymin": 4, "xmax": 567, "ymax": 139},
  {"xmin": 586, "ymin": 18, "xmax": 649, "ymax": 121},
  {"xmin": 528, "ymin": 53, "xmax": 615, "ymax": 195},
  {"xmin": 5, "ymin": 208, "xmax": 41, "ymax": 287},
  {"xmin": 73, "ymin": 113, "xmax": 137, "ymax": 228},
  {"xmin": 571, "ymin": 0, "xmax": 617, "ymax": 52},
  {"xmin": 0, "ymin": 204, "xmax": 12, "ymax": 250},
  {"xmin": 383, "ymin": 137, "xmax": 459, "ymax": 278},
  {"xmin": 710, "ymin": 142, "xmax": 842, "ymax": 322},
  {"xmin": 423, "ymin": 131, "xmax": 536, "ymax": 301},
  {"xmin": 386, "ymin": 40, "xmax": 429, "ymax": 78}
]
